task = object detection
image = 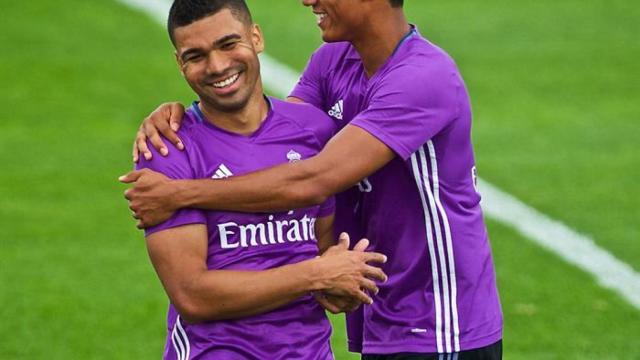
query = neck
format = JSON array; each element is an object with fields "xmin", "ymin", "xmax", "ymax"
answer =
[
  {"xmin": 351, "ymin": 9, "xmax": 410, "ymax": 78},
  {"xmin": 199, "ymin": 82, "xmax": 269, "ymax": 135}
]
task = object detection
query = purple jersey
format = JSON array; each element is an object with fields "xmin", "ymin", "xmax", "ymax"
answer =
[
  {"xmin": 138, "ymin": 98, "xmax": 337, "ymax": 360},
  {"xmin": 291, "ymin": 28, "xmax": 503, "ymax": 354}
]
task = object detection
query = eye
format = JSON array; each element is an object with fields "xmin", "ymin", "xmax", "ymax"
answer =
[
  {"xmin": 220, "ymin": 41, "xmax": 238, "ymax": 50},
  {"xmin": 185, "ymin": 54, "xmax": 204, "ymax": 62}
]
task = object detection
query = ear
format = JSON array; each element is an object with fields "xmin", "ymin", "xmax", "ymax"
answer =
[{"xmin": 251, "ymin": 23, "xmax": 265, "ymax": 54}]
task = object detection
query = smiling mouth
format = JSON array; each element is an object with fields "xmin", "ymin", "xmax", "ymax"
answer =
[
  {"xmin": 211, "ymin": 73, "xmax": 240, "ymax": 89},
  {"xmin": 315, "ymin": 13, "xmax": 327, "ymax": 25}
]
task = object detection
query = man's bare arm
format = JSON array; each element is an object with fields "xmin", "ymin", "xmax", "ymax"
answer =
[
  {"xmin": 314, "ymin": 213, "xmax": 335, "ymax": 255},
  {"xmin": 122, "ymin": 125, "xmax": 395, "ymax": 227},
  {"xmin": 147, "ymin": 224, "xmax": 387, "ymax": 324},
  {"xmin": 133, "ymin": 97, "xmax": 303, "ymax": 161}
]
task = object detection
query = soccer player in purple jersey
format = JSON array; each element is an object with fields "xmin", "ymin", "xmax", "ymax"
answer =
[
  {"xmin": 122, "ymin": 0, "xmax": 504, "ymax": 359},
  {"xmin": 125, "ymin": 1, "xmax": 389, "ymax": 359}
]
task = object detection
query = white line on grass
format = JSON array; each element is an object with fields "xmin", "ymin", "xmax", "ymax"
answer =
[
  {"xmin": 478, "ymin": 180, "xmax": 640, "ymax": 309},
  {"xmin": 117, "ymin": 0, "xmax": 640, "ymax": 310},
  {"xmin": 117, "ymin": 0, "xmax": 170, "ymax": 24}
]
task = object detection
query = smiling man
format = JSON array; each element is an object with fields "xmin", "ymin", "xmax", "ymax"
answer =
[
  {"xmin": 122, "ymin": 0, "xmax": 503, "ymax": 359},
  {"xmin": 130, "ymin": 1, "xmax": 390, "ymax": 359}
]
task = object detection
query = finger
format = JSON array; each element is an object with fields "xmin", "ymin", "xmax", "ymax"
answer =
[
  {"xmin": 132, "ymin": 133, "xmax": 141, "ymax": 163},
  {"xmin": 337, "ymin": 232, "xmax": 350, "ymax": 249},
  {"xmin": 313, "ymin": 293, "xmax": 341, "ymax": 314},
  {"xmin": 337, "ymin": 294, "xmax": 361, "ymax": 305},
  {"xmin": 363, "ymin": 265, "xmax": 388, "ymax": 283},
  {"xmin": 325, "ymin": 293, "xmax": 362, "ymax": 312},
  {"xmin": 353, "ymin": 289, "xmax": 373, "ymax": 305},
  {"xmin": 132, "ymin": 212, "xmax": 140, "ymax": 220},
  {"xmin": 119, "ymin": 170, "xmax": 142, "ymax": 183},
  {"xmin": 319, "ymin": 298, "xmax": 341, "ymax": 314},
  {"xmin": 168, "ymin": 103, "xmax": 186, "ymax": 133},
  {"xmin": 344, "ymin": 302, "xmax": 362, "ymax": 313},
  {"xmin": 159, "ymin": 125, "xmax": 184, "ymax": 151},
  {"xmin": 363, "ymin": 252, "xmax": 388, "ymax": 265},
  {"xmin": 144, "ymin": 122, "xmax": 169, "ymax": 156},
  {"xmin": 135, "ymin": 131, "xmax": 153, "ymax": 161},
  {"xmin": 359, "ymin": 278, "xmax": 379, "ymax": 295},
  {"xmin": 324, "ymin": 294, "xmax": 351, "ymax": 308},
  {"xmin": 123, "ymin": 189, "xmax": 132, "ymax": 200},
  {"xmin": 353, "ymin": 238, "xmax": 370, "ymax": 252},
  {"xmin": 136, "ymin": 220, "xmax": 144, "ymax": 230},
  {"xmin": 155, "ymin": 105, "xmax": 183, "ymax": 150},
  {"xmin": 343, "ymin": 297, "xmax": 363, "ymax": 312}
]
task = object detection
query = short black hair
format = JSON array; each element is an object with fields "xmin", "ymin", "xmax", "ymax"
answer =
[
  {"xmin": 389, "ymin": 0, "xmax": 403, "ymax": 7},
  {"xmin": 167, "ymin": 0, "xmax": 252, "ymax": 46}
]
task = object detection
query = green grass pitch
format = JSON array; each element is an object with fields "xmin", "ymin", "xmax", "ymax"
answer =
[{"xmin": 1, "ymin": 0, "xmax": 638, "ymax": 359}]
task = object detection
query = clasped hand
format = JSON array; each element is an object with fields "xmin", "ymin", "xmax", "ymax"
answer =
[
  {"xmin": 120, "ymin": 168, "xmax": 179, "ymax": 229},
  {"xmin": 313, "ymin": 233, "xmax": 388, "ymax": 313}
]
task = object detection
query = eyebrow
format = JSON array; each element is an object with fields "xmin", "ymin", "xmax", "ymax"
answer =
[
  {"xmin": 180, "ymin": 34, "xmax": 243, "ymax": 62},
  {"xmin": 213, "ymin": 34, "xmax": 242, "ymax": 46}
]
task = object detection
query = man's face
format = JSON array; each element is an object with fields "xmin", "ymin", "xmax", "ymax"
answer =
[
  {"xmin": 302, "ymin": 0, "xmax": 365, "ymax": 42},
  {"xmin": 173, "ymin": 9, "xmax": 263, "ymax": 113}
]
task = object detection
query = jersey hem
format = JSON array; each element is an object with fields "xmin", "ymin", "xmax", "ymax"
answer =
[
  {"xmin": 360, "ymin": 327, "xmax": 502, "ymax": 355},
  {"xmin": 288, "ymin": 90, "xmax": 317, "ymax": 107},
  {"xmin": 348, "ymin": 340, "xmax": 363, "ymax": 353},
  {"xmin": 144, "ymin": 218, "xmax": 207, "ymax": 236}
]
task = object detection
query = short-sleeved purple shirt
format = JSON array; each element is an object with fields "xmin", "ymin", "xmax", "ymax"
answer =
[
  {"xmin": 291, "ymin": 28, "xmax": 503, "ymax": 354},
  {"xmin": 138, "ymin": 98, "xmax": 337, "ymax": 360}
]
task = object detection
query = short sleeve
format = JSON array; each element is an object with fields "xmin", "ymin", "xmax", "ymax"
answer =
[
  {"xmin": 350, "ymin": 63, "xmax": 460, "ymax": 161},
  {"xmin": 135, "ymin": 138, "xmax": 207, "ymax": 236},
  {"xmin": 290, "ymin": 50, "xmax": 326, "ymax": 110}
]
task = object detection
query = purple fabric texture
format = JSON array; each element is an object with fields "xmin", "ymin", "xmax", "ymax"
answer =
[
  {"xmin": 137, "ymin": 98, "xmax": 337, "ymax": 359},
  {"xmin": 291, "ymin": 28, "xmax": 503, "ymax": 354}
]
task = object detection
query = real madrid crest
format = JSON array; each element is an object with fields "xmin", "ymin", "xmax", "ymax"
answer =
[{"xmin": 287, "ymin": 150, "xmax": 302, "ymax": 163}]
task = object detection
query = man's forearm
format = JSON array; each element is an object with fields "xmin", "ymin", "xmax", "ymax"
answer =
[
  {"xmin": 148, "ymin": 225, "xmax": 386, "ymax": 324},
  {"xmin": 177, "ymin": 258, "xmax": 326, "ymax": 323},
  {"xmin": 175, "ymin": 160, "xmax": 332, "ymax": 213},
  {"xmin": 124, "ymin": 125, "xmax": 396, "ymax": 225}
]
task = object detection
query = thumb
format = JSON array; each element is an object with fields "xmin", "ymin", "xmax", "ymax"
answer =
[
  {"xmin": 337, "ymin": 232, "xmax": 350, "ymax": 249},
  {"xmin": 118, "ymin": 170, "xmax": 143, "ymax": 183}
]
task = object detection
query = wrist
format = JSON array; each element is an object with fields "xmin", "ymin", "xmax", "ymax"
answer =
[
  {"xmin": 173, "ymin": 179, "xmax": 193, "ymax": 208},
  {"xmin": 302, "ymin": 257, "xmax": 327, "ymax": 292}
]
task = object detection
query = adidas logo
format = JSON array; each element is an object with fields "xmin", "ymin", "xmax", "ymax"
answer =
[
  {"xmin": 211, "ymin": 163, "xmax": 233, "ymax": 179},
  {"xmin": 328, "ymin": 100, "xmax": 343, "ymax": 120}
]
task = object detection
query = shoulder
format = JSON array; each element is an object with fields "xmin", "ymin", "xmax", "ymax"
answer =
[
  {"xmin": 177, "ymin": 107, "xmax": 202, "ymax": 137},
  {"xmin": 373, "ymin": 38, "xmax": 463, "ymax": 107},
  {"xmin": 308, "ymin": 41, "xmax": 357, "ymax": 69},
  {"xmin": 270, "ymin": 97, "xmax": 334, "ymax": 128},
  {"xmin": 135, "ymin": 110, "xmax": 201, "ymax": 178},
  {"xmin": 391, "ymin": 36, "xmax": 461, "ymax": 85},
  {"xmin": 271, "ymin": 97, "xmax": 326, "ymax": 118},
  {"xmin": 270, "ymin": 97, "xmax": 337, "ymax": 144}
]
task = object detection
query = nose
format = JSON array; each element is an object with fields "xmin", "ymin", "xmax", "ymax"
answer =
[{"xmin": 205, "ymin": 51, "xmax": 232, "ymax": 76}]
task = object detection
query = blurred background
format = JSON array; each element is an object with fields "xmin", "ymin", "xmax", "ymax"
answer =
[{"xmin": 1, "ymin": 0, "xmax": 638, "ymax": 358}]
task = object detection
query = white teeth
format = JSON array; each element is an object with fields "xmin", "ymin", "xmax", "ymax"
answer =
[
  {"xmin": 315, "ymin": 13, "xmax": 326, "ymax": 24},
  {"xmin": 212, "ymin": 73, "xmax": 240, "ymax": 88}
]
